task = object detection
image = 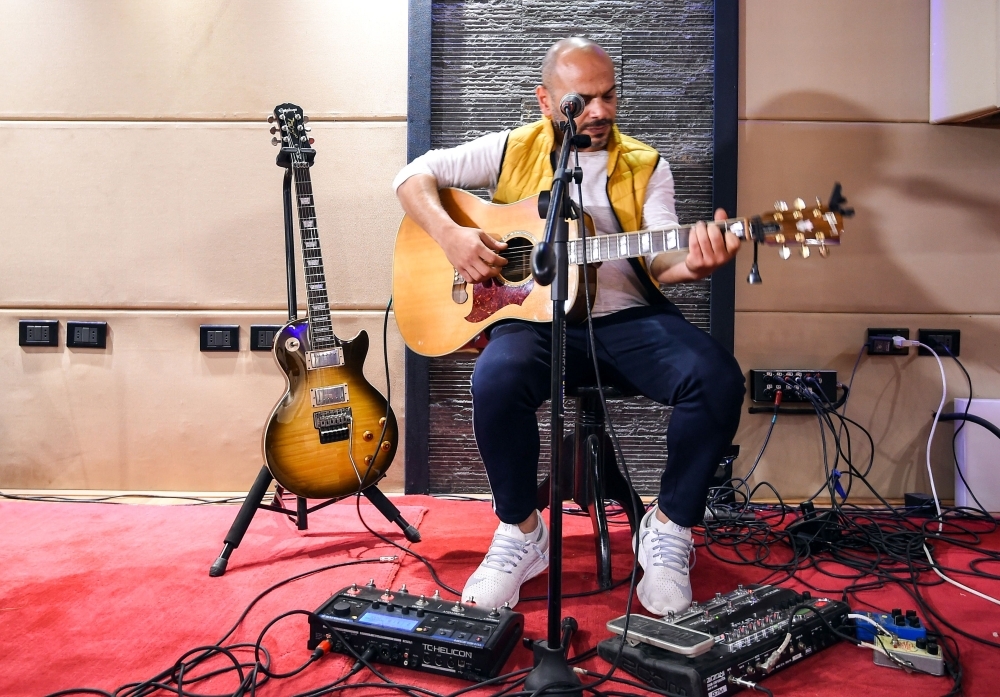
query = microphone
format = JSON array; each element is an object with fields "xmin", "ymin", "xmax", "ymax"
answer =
[{"xmin": 559, "ymin": 93, "xmax": 585, "ymax": 119}]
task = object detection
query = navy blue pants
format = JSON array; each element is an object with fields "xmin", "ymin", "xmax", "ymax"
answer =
[{"xmin": 471, "ymin": 304, "xmax": 745, "ymax": 528}]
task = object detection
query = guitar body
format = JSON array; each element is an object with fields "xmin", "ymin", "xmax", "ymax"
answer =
[
  {"xmin": 393, "ymin": 188, "xmax": 595, "ymax": 357},
  {"xmin": 262, "ymin": 318, "xmax": 398, "ymax": 499}
]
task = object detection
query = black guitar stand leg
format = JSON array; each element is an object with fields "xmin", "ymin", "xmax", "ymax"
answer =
[
  {"xmin": 210, "ymin": 465, "xmax": 274, "ymax": 577},
  {"xmin": 364, "ymin": 485, "xmax": 422, "ymax": 543}
]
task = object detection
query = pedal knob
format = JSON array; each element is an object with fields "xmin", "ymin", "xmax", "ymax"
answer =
[
  {"xmin": 927, "ymin": 641, "xmax": 939, "ymax": 656},
  {"xmin": 333, "ymin": 601, "xmax": 352, "ymax": 617}
]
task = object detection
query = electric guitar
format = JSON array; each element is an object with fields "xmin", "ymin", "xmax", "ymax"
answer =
[
  {"xmin": 392, "ymin": 187, "xmax": 851, "ymax": 357},
  {"xmin": 262, "ymin": 103, "xmax": 398, "ymax": 499}
]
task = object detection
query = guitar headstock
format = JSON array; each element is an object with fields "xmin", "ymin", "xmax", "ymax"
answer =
[
  {"xmin": 268, "ymin": 103, "xmax": 314, "ymax": 166},
  {"xmin": 752, "ymin": 187, "xmax": 851, "ymax": 260},
  {"xmin": 744, "ymin": 183, "xmax": 852, "ymax": 284}
]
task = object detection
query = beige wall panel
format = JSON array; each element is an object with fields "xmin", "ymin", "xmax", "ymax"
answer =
[
  {"xmin": 0, "ymin": 121, "xmax": 405, "ymax": 310},
  {"xmin": 739, "ymin": 0, "xmax": 929, "ymax": 122},
  {"xmin": 0, "ymin": 0, "xmax": 406, "ymax": 120},
  {"xmin": 736, "ymin": 120, "xmax": 1000, "ymax": 314},
  {"xmin": 734, "ymin": 312, "xmax": 1000, "ymax": 501},
  {"xmin": 0, "ymin": 310, "xmax": 406, "ymax": 493}
]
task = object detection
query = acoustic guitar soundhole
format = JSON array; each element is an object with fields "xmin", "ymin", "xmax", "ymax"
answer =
[{"xmin": 498, "ymin": 235, "xmax": 534, "ymax": 284}]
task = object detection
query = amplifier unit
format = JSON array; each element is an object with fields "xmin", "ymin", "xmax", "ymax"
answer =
[{"xmin": 308, "ymin": 581, "xmax": 523, "ymax": 681}]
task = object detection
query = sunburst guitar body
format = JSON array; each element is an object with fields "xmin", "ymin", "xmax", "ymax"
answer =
[
  {"xmin": 263, "ymin": 319, "xmax": 398, "ymax": 500},
  {"xmin": 261, "ymin": 103, "xmax": 398, "ymax": 500}
]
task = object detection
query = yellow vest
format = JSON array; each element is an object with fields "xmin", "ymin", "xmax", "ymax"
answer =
[{"xmin": 493, "ymin": 118, "xmax": 663, "ymax": 291}]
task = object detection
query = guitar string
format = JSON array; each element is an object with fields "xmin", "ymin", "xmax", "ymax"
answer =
[{"xmin": 293, "ymin": 155, "xmax": 340, "ymax": 349}]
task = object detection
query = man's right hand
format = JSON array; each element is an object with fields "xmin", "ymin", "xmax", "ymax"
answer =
[{"xmin": 440, "ymin": 224, "xmax": 508, "ymax": 284}]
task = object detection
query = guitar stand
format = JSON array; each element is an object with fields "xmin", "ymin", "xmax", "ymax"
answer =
[{"xmin": 208, "ymin": 149, "xmax": 420, "ymax": 578}]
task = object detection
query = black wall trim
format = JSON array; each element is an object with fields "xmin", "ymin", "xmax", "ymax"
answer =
[
  {"xmin": 404, "ymin": 0, "xmax": 433, "ymax": 494},
  {"xmin": 710, "ymin": 0, "xmax": 740, "ymax": 354}
]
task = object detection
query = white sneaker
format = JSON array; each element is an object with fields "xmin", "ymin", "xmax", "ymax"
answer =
[
  {"xmin": 634, "ymin": 507, "xmax": 695, "ymax": 616},
  {"xmin": 462, "ymin": 515, "xmax": 549, "ymax": 609}
]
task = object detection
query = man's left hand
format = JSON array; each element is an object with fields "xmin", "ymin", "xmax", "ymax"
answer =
[{"xmin": 653, "ymin": 208, "xmax": 740, "ymax": 284}]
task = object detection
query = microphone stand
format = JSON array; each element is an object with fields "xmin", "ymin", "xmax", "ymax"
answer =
[{"xmin": 524, "ymin": 112, "xmax": 586, "ymax": 697}]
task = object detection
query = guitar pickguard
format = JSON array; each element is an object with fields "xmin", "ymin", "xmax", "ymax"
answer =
[{"xmin": 465, "ymin": 277, "xmax": 534, "ymax": 323}]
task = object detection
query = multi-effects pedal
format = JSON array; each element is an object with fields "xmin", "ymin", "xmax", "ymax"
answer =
[
  {"xmin": 597, "ymin": 585, "xmax": 849, "ymax": 697},
  {"xmin": 308, "ymin": 581, "xmax": 524, "ymax": 681}
]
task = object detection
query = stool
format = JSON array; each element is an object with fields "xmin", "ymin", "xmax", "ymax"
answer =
[{"xmin": 536, "ymin": 384, "xmax": 645, "ymax": 590}]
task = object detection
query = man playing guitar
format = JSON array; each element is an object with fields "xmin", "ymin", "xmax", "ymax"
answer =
[{"xmin": 394, "ymin": 37, "xmax": 745, "ymax": 616}]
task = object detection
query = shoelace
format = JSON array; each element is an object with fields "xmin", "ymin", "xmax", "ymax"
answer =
[
  {"xmin": 645, "ymin": 528, "xmax": 693, "ymax": 573},
  {"xmin": 481, "ymin": 533, "xmax": 531, "ymax": 574}
]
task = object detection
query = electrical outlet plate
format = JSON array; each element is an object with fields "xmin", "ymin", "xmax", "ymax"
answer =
[
  {"xmin": 917, "ymin": 329, "xmax": 960, "ymax": 357},
  {"xmin": 250, "ymin": 324, "xmax": 284, "ymax": 351},
  {"xmin": 867, "ymin": 327, "xmax": 909, "ymax": 356},
  {"xmin": 200, "ymin": 325, "xmax": 240, "ymax": 352},
  {"xmin": 67, "ymin": 321, "xmax": 108, "ymax": 349},
  {"xmin": 19, "ymin": 319, "xmax": 59, "ymax": 347}
]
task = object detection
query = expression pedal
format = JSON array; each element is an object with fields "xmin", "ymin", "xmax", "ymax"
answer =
[
  {"xmin": 597, "ymin": 585, "xmax": 849, "ymax": 697},
  {"xmin": 308, "ymin": 581, "xmax": 524, "ymax": 681}
]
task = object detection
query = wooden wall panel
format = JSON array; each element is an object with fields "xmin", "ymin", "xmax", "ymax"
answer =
[
  {"xmin": 0, "ymin": 121, "xmax": 406, "ymax": 311},
  {"xmin": 736, "ymin": 120, "xmax": 1000, "ymax": 314},
  {"xmin": 0, "ymin": 0, "xmax": 407, "ymax": 120},
  {"xmin": 0, "ymin": 310, "xmax": 406, "ymax": 492},
  {"xmin": 740, "ymin": 0, "xmax": 929, "ymax": 122},
  {"xmin": 734, "ymin": 312, "xmax": 1000, "ymax": 500}
]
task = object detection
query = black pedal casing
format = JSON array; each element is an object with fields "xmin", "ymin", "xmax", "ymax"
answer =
[
  {"xmin": 597, "ymin": 585, "xmax": 848, "ymax": 697},
  {"xmin": 309, "ymin": 584, "xmax": 524, "ymax": 681}
]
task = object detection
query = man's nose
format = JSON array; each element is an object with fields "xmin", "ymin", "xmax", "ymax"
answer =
[{"xmin": 585, "ymin": 98, "xmax": 610, "ymax": 121}]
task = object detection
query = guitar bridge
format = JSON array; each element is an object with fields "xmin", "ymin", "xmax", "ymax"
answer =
[{"xmin": 314, "ymin": 407, "xmax": 352, "ymax": 444}]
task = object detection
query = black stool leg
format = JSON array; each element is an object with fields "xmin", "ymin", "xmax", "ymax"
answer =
[
  {"xmin": 583, "ymin": 433, "xmax": 614, "ymax": 590},
  {"xmin": 598, "ymin": 433, "xmax": 644, "ymax": 539},
  {"xmin": 210, "ymin": 465, "xmax": 273, "ymax": 577}
]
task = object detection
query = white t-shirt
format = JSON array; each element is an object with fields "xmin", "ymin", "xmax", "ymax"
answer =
[{"xmin": 393, "ymin": 130, "xmax": 679, "ymax": 317}]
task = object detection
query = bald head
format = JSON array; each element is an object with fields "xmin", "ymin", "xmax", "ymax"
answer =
[
  {"xmin": 535, "ymin": 38, "xmax": 618, "ymax": 151},
  {"xmin": 541, "ymin": 37, "xmax": 615, "ymax": 88}
]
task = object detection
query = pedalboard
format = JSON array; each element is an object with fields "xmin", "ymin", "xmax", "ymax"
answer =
[
  {"xmin": 750, "ymin": 369, "xmax": 837, "ymax": 403},
  {"xmin": 597, "ymin": 585, "xmax": 848, "ymax": 697},
  {"xmin": 308, "ymin": 581, "xmax": 524, "ymax": 682}
]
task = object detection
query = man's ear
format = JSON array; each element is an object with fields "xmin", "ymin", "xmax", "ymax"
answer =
[{"xmin": 535, "ymin": 85, "xmax": 553, "ymax": 117}]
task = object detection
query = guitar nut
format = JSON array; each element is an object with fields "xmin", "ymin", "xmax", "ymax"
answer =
[
  {"xmin": 363, "ymin": 431, "xmax": 374, "ymax": 441},
  {"xmin": 381, "ymin": 441, "xmax": 392, "ymax": 452}
]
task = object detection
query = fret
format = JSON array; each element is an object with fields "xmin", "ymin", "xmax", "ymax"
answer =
[{"xmin": 290, "ymin": 162, "xmax": 337, "ymax": 348}]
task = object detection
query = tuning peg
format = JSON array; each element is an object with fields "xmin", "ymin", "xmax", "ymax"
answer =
[
  {"xmin": 271, "ymin": 136, "xmax": 280, "ymax": 146},
  {"xmin": 818, "ymin": 244, "xmax": 829, "ymax": 258},
  {"xmin": 269, "ymin": 126, "xmax": 278, "ymax": 135},
  {"xmin": 793, "ymin": 198, "xmax": 806, "ymax": 210},
  {"xmin": 779, "ymin": 245, "xmax": 791, "ymax": 260},
  {"xmin": 304, "ymin": 126, "xmax": 312, "ymax": 132},
  {"xmin": 800, "ymin": 244, "xmax": 810, "ymax": 259},
  {"xmin": 303, "ymin": 115, "xmax": 310, "ymax": 124},
  {"xmin": 308, "ymin": 137, "xmax": 315, "ymax": 145},
  {"xmin": 267, "ymin": 114, "xmax": 275, "ymax": 123},
  {"xmin": 774, "ymin": 200, "xmax": 788, "ymax": 212}
]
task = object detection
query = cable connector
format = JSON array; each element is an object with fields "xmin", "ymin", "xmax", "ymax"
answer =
[
  {"xmin": 892, "ymin": 335, "xmax": 918, "ymax": 349},
  {"xmin": 379, "ymin": 555, "xmax": 398, "ymax": 562},
  {"xmin": 311, "ymin": 639, "xmax": 333, "ymax": 660},
  {"xmin": 352, "ymin": 645, "xmax": 376, "ymax": 672}
]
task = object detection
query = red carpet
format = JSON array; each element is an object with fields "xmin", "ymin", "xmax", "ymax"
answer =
[
  {"xmin": 2, "ymin": 496, "xmax": 998, "ymax": 696},
  {"xmin": 0, "ymin": 498, "xmax": 425, "ymax": 696}
]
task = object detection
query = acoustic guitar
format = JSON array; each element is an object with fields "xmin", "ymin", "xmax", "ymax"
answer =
[
  {"xmin": 392, "ymin": 187, "xmax": 849, "ymax": 356},
  {"xmin": 262, "ymin": 103, "xmax": 398, "ymax": 499}
]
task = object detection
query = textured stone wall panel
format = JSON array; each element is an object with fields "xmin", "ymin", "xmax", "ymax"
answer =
[{"xmin": 427, "ymin": 0, "xmax": 715, "ymax": 495}]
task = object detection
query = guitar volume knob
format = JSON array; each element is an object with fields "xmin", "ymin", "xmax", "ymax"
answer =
[
  {"xmin": 363, "ymin": 431, "xmax": 374, "ymax": 441},
  {"xmin": 381, "ymin": 441, "xmax": 391, "ymax": 452}
]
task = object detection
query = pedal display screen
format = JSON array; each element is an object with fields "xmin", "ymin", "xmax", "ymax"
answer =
[{"xmin": 357, "ymin": 611, "xmax": 421, "ymax": 632}]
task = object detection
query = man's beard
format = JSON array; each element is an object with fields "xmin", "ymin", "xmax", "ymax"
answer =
[{"xmin": 554, "ymin": 117, "xmax": 614, "ymax": 149}]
